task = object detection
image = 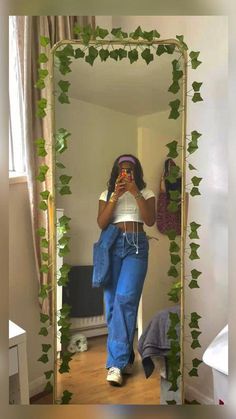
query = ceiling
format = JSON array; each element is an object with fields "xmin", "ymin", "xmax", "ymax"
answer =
[{"xmin": 54, "ymin": 44, "xmax": 179, "ymax": 117}]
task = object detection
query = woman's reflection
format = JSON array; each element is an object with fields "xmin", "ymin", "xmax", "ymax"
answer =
[{"xmin": 96, "ymin": 154, "xmax": 155, "ymax": 386}]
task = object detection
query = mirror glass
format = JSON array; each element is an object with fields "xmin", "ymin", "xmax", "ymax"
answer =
[{"xmin": 53, "ymin": 41, "xmax": 184, "ymax": 404}]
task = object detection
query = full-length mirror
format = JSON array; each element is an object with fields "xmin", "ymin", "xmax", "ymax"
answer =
[{"xmin": 51, "ymin": 39, "xmax": 186, "ymax": 404}]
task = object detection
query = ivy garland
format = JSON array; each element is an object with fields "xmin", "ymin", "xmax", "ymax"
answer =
[{"xmin": 35, "ymin": 24, "xmax": 204, "ymax": 405}]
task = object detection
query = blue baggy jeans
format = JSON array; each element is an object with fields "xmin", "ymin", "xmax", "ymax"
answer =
[{"xmin": 103, "ymin": 230, "xmax": 149, "ymax": 370}]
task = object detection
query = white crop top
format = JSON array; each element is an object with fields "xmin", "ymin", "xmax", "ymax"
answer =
[{"xmin": 99, "ymin": 188, "xmax": 155, "ymax": 223}]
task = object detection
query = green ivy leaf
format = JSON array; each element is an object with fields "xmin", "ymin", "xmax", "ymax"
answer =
[
  {"xmin": 57, "ymin": 276, "xmax": 69, "ymax": 287},
  {"xmin": 60, "ymin": 263, "xmax": 71, "ymax": 276},
  {"xmin": 189, "ymin": 242, "xmax": 200, "ymax": 260},
  {"xmin": 59, "ymin": 215, "xmax": 71, "ymax": 226},
  {"xmin": 99, "ymin": 48, "xmax": 110, "ymax": 62},
  {"xmin": 189, "ymin": 280, "xmax": 199, "ymax": 289},
  {"xmin": 188, "ymin": 163, "xmax": 197, "ymax": 170},
  {"xmin": 169, "ymin": 241, "xmax": 180, "ymax": 253},
  {"xmin": 40, "ymin": 313, "xmax": 49, "ymax": 323},
  {"xmin": 59, "ymin": 174, "xmax": 72, "ymax": 185},
  {"xmin": 188, "ymin": 399, "xmax": 201, "ymax": 404},
  {"xmin": 189, "ymin": 368, "xmax": 198, "ymax": 377},
  {"xmin": 58, "ymin": 80, "xmax": 71, "ymax": 93},
  {"xmin": 39, "ymin": 327, "xmax": 48, "ymax": 336},
  {"xmin": 191, "ymin": 269, "xmax": 202, "ymax": 279},
  {"xmin": 191, "ymin": 58, "xmax": 202, "ymax": 69},
  {"xmin": 189, "ymin": 312, "xmax": 201, "ymax": 329},
  {"xmin": 128, "ymin": 49, "xmax": 138, "ymax": 64},
  {"xmin": 117, "ymin": 48, "xmax": 127, "ymax": 60},
  {"xmin": 60, "ymin": 389, "xmax": 73, "ymax": 404},
  {"xmin": 40, "ymin": 36, "xmax": 50, "ymax": 47},
  {"xmin": 156, "ymin": 45, "xmax": 166, "ymax": 56},
  {"xmin": 59, "ymin": 64, "xmax": 72, "ymax": 75},
  {"xmin": 41, "ymin": 252, "xmax": 49, "ymax": 262},
  {"xmin": 165, "ymin": 44, "xmax": 176, "ymax": 54},
  {"xmin": 166, "ymin": 229, "xmax": 177, "ymax": 240},
  {"xmin": 168, "ymin": 81, "xmax": 180, "ymax": 94},
  {"xmin": 58, "ymin": 236, "xmax": 70, "ymax": 248},
  {"xmin": 36, "ymin": 164, "xmax": 49, "ymax": 182},
  {"xmin": 109, "ymin": 49, "xmax": 119, "ymax": 61},
  {"xmin": 167, "ymin": 200, "xmax": 179, "ymax": 213},
  {"xmin": 168, "ymin": 381, "xmax": 179, "ymax": 392},
  {"xmin": 169, "ymin": 312, "xmax": 180, "ymax": 326},
  {"xmin": 44, "ymin": 370, "xmax": 54, "ymax": 380},
  {"xmin": 191, "ymin": 339, "xmax": 201, "ymax": 349},
  {"xmin": 166, "ymin": 140, "xmax": 178, "ymax": 158},
  {"xmin": 35, "ymin": 79, "xmax": 45, "ymax": 90},
  {"xmin": 167, "ymin": 327, "xmax": 178, "ymax": 340},
  {"xmin": 191, "ymin": 176, "xmax": 202, "ymax": 187},
  {"xmin": 40, "ymin": 264, "xmax": 49, "ymax": 273},
  {"xmin": 189, "ymin": 51, "xmax": 200, "ymax": 60},
  {"xmin": 59, "ymin": 245, "xmax": 70, "ymax": 257},
  {"xmin": 169, "ymin": 190, "xmax": 181, "ymax": 201},
  {"xmin": 165, "ymin": 165, "xmax": 180, "ymax": 184},
  {"xmin": 58, "ymin": 92, "xmax": 70, "ymax": 104},
  {"xmin": 59, "ymin": 186, "xmax": 72, "ymax": 195},
  {"xmin": 56, "ymin": 162, "xmax": 66, "ymax": 169},
  {"xmin": 74, "ymin": 47, "xmax": 85, "ymax": 59},
  {"xmin": 39, "ymin": 201, "xmax": 48, "ymax": 211},
  {"xmin": 73, "ymin": 24, "xmax": 82, "ymax": 35},
  {"xmin": 190, "ymin": 187, "xmax": 201, "ymax": 197},
  {"xmin": 38, "ymin": 284, "xmax": 51, "ymax": 299},
  {"xmin": 37, "ymin": 227, "xmax": 46, "ymax": 237},
  {"xmin": 60, "ymin": 303, "xmax": 72, "ymax": 317},
  {"xmin": 38, "ymin": 53, "xmax": 48, "ymax": 63},
  {"xmin": 168, "ymin": 266, "xmax": 178, "ymax": 278},
  {"xmin": 187, "ymin": 141, "xmax": 198, "ymax": 155},
  {"xmin": 141, "ymin": 48, "xmax": 154, "ymax": 65},
  {"xmin": 40, "ymin": 190, "xmax": 50, "ymax": 200},
  {"xmin": 38, "ymin": 68, "xmax": 49, "ymax": 79},
  {"xmin": 38, "ymin": 353, "xmax": 49, "ymax": 363},
  {"xmin": 85, "ymin": 46, "xmax": 98, "ymax": 66},
  {"xmin": 173, "ymin": 70, "xmax": 183, "ymax": 81},
  {"xmin": 41, "ymin": 238, "xmax": 49, "ymax": 248},
  {"xmin": 44, "ymin": 381, "xmax": 53, "ymax": 393},
  {"xmin": 95, "ymin": 26, "xmax": 109, "ymax": 39},
  {"xmin": 166, "ymin": 400, "xmax": 177, "ymax": 405},
  {"xmin": 192, "ymin": 130, "xmax": 202, "ymax": 142},
  {"xmin": 129, "ymin": 26, "xmax": 143, "ymax": 39},
  {"xmin": 192, "ymin": 92, "xmax": 203, "ymax": 103},
  {"xmin": 192, "ymin": 358, "xmax": 203, "ymax": 368},
  {"xmin": 171, "ymin": 254, "xmax": 181, "ymax": 265},
  {"xmin": 176, "ymin": 34, "xmax": 188, "ymax": 50},
  {"xmin": 192, "ymin": 81, "xmax": 203, "ymax": 92},
  {"xmin": 42, "ymin": 343, "xmax": 51, "ymax": 353},
  {"xmin": 191, "ymin": 330, "xmax": 202, "ymax": 340},
  {"xmin": 168, "ymin": 99, "xmax": 181, "ymax": 120}
]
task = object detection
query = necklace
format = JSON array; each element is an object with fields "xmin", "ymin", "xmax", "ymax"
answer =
[{"xmin": 123, "ymin": 193, "xmax": 139, "ymax": 254}]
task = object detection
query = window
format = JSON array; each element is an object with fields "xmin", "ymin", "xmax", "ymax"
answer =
[{"xmin": 9, "ymin": 16, "xmax": 26, "ymax": 176}]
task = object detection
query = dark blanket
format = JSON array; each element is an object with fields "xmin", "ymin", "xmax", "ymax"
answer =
[{"xmin": 137, "ymin": 304, "xmax": 180, "ymax": 378}]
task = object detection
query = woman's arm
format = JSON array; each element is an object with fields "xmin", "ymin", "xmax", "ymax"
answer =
[
  {"xmin": 134, "ymin": 195, "xmax": 156, "ymax": 226},
  {"xmin": 97, "ymin": 178, "xmax": 126, "ymax": 230}
]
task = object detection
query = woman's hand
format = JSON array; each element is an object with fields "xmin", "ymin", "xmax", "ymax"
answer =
[
  {"xmin": 114, "ymin": 175, "xmax": 127, "ymax": 198},
  {"xmin": 123, "ymin": 177, "xmax": 139, "ymax": 196}
]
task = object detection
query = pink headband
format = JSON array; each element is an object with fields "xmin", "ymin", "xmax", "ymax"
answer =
[{"xmin": 118, "ymin": 156, "xmax": 136, "ymax": 165}]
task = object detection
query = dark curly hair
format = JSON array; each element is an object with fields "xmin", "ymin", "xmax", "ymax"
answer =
[{"xmin": 107, "ymin": 154, "xmax": 146, "ymax": 194}]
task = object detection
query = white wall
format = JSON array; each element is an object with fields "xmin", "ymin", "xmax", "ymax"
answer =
[
  {"xmin": 104, "ymin": 15, "xmax": 228, "ymax": 404},
  {"xmin": 55, "ymin": 97, "xmax": 137, "ymax": 265},
  {"xmin": 9, "ymin": 181, "xmax": 53, "ymax": 397}
]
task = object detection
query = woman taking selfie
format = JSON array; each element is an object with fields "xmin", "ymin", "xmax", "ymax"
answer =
[{"xmin": 97, "ymin": 154, "xmax": 155, "ymax": 386}]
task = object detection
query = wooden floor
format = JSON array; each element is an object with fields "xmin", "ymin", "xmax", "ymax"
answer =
[{"xmin": 32, "ymin": 333, "xmax": 160, "ymax": 405}]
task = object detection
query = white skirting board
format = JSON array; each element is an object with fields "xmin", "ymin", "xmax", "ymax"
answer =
[{"xmin": 185, "ymin": 383, "xmax": 214, "ymax": 405}]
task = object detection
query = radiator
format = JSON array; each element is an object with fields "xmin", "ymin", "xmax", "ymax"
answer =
[{"xmin": 70, "ymin": 314, "xmax": 107, "ymax": 338}]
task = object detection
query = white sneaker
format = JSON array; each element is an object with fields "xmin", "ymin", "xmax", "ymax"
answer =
[
  {"xmin": 106, "ymin": 367, "xmax": 123, "ymax": 386},
  {"xmin": 122, "ymin": 363, "xmax": 133, "ymax": 375}
]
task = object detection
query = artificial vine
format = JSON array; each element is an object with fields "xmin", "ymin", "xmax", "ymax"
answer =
[{"xmin": 35, "ymin": 23, "xmax": 204, "ymax": 405}]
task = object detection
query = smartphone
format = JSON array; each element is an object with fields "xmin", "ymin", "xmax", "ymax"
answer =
[{"xmin": 120, "ymin": 168, "xmax": 133, "ymax": 181}]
